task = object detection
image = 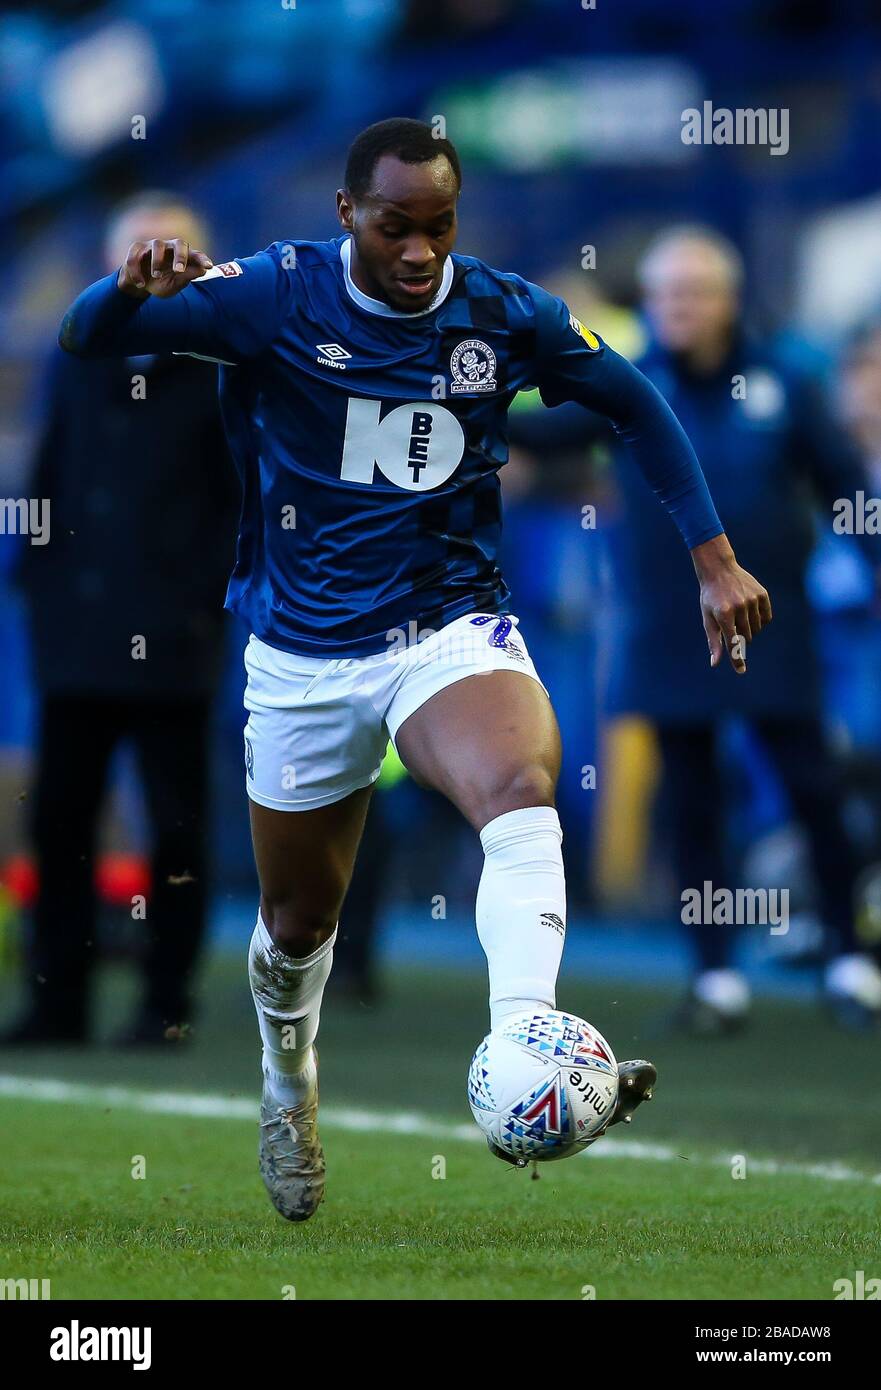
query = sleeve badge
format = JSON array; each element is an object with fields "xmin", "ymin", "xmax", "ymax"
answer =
[
  {"xmin": 568, "ymin": 312, "xmax": 601, "ymax": 351},
  {"xmin": 193, "ymin": 261, "xmax": 244, "ymax": 283}
]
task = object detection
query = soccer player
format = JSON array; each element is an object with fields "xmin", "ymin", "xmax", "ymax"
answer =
[{"xmin": 59, "ymin": 120, "xmax": 771, "ymax": 1221}]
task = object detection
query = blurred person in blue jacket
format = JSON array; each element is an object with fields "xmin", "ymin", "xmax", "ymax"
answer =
[
  {"xmin": 838, "ymin": 319, "xmax": 881, "ymax": 494},
  {"xmin": 806, "ymin": 318, "xmax": 881, "ymax": 753},
  {"xmin": 511, "ymin": 227, "xmax": 881, "ymax": 1032},
  {"xmin": 3, "ymin": 192, "xmax": 238, "ymax": 1048}
]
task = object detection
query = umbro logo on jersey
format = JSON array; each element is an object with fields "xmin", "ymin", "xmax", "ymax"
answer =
[
  {"xmin": 540, "ymin": 912, "xmax": 565, "ymax": 936},
  {"xmin": 316, "ymin": 343, "xmax": 352, "ymax": 370}
]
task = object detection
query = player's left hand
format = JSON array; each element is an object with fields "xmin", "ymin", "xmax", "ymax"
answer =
[{"xmin": 691, "ymin": 534, "xmax": 772, "ymax": 675}]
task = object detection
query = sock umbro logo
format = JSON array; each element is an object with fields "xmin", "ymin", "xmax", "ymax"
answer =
[{"xmin": 540, "ymin": 912, "xmax": 565, "ymax": 936}]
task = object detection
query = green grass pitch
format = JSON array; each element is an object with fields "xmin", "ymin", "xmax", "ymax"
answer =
[{"xmin": 1, "ymin": 958, "xmax": 879, "ymax": 1300}]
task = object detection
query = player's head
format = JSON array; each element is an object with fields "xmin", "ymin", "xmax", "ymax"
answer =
[
  {"xmin": 638, "ymin": 226, "xmax": 743, "ymax": 356},
  {"xmin": 104, "ymin": 191, "xmax": 209, "ymax": 274},
  {"xmin": 337, "ymin": 118, "xmax": 461, "ymax": 313}
]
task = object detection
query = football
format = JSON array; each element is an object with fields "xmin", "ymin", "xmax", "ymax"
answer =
[{"xmin": 467, "ymin": 1010, "xmax": 619, "ymax": 1162}]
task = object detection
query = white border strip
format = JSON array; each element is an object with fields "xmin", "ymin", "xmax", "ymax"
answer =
[{"xmin": 1, "ymin": 1074, "xmax": 878, "ymax": 1187}]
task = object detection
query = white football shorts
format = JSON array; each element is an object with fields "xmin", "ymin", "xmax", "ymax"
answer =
[{"xmin": 242, "ymin": 611, "xmax": 547, "ymax": 811}]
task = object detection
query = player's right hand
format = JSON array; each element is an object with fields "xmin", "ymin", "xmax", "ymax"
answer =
[{"xmin": 117, "ymin": 239, "xmax": 214, "ymax": 299}]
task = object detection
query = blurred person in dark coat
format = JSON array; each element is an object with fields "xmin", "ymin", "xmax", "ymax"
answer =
[
  {"xmin": 803, "ymin": 318, "xmax": 881, "ymax": 755},
  {"xmin": 839, "ymin": 318, "xmax": 881, "ymax": 491},
  {"xmin": 511, "ymin": 228, "xmax": 881, "ymax": 1031},
  {"xmin": 4, "ymin": 192, "xmax": 238, "ymax": 1047}
]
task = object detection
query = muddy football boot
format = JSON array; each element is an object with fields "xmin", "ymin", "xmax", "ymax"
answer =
[{"xmin": 258, "ymin": 1049, "xmax": 325, "ymax": 1221}]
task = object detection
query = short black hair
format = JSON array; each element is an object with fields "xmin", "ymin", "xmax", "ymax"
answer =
[{"xmin": 344, "ymin": 118, "xmax": 461, "ymax": 198}]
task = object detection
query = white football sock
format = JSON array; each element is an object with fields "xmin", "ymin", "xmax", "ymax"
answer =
[
  {"xmin": 248, "ymin": 912, "xmax": 335, "ymax": 1106},
  {"xmin": 476, "ymin": 806, "xmax": 566, "ymax": 1031}
]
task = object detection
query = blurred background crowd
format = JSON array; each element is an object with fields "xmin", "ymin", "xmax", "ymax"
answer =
[{"xmin": 3, "ymin": 0, "xmax": 881, "ymax": 1043}]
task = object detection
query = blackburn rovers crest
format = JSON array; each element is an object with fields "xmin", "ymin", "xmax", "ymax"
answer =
[{"xmin": 450, "ymin": 338, "xmax": 497, "ymax": 394}]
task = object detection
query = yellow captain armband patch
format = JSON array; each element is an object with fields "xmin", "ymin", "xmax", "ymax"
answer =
[{"xmin": 568, "ymin": 313, "xmax": 601, "ymax": 351}]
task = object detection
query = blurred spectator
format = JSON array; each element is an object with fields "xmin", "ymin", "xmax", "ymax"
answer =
[
  {"xmin": 512, "ymin": 226, "xmax": 881, "ymax": 1031},
  {"xmin": 2, "ymin": 191, "xmax": 239, "ymax": 1047},
  {"xmin": 804, "ymin": 318, "xmax": 881, "ymax": 753},
  {"xmin": 839, "ymin": 318, "xmax": 881, "ymax": 490}
]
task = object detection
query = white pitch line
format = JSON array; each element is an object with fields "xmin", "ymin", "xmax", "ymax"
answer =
[{"xmin": 0, "ymin": 1073, "xmax": 879, "ymax": 1187}]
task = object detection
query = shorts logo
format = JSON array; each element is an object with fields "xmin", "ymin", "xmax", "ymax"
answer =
[
  {"xmin": 245, "ymin": 736, "xmax": 254, "ymax": 780},
  {"xmin": 469, "ymin": 614, "xmax": 525, "ymax": 660},
  {"xmin": 450, "ymin": 339, "xmax": 497, "ymax": 394}
]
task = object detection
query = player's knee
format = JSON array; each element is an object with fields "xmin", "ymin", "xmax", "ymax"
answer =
[
  {"xmin": 260, "ymin": 896, "xmax": 338, "ymax": 959},
  {"xmin": 477, "ymin": 762, "xmax": 557, "ymax": 826}
]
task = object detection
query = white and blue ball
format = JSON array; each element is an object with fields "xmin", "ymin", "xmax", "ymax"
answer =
[{"xmin": 468, "ymin": 1010, "xmax": 619, "ymax": 1162}]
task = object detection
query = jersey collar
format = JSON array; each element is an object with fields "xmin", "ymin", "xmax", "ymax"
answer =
[{"xmin": 340, "ymin": 237, "xmax": 453, "ymax": 319}]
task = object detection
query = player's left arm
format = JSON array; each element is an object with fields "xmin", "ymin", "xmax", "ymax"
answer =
[
  {"xmin": 59, "ymin": 243, "xmax": 292, "ymax": 363},
  {"xmin": 531, "ymin": 288, "xmax": 772, "ymax": 672}
]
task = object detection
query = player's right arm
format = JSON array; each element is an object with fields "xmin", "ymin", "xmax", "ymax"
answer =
[
  {"xmin": 529, "ymin": 283, "xmax": 772, "ymax": 673},
  {"xmin": 59, "ymin": 238, "xmax": 292, "ymax": 363}
]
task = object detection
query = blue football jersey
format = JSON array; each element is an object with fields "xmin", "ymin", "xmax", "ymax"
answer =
[{"xmin": 60, "ymin": 236, "xmax": 722, "ymax": 657}]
